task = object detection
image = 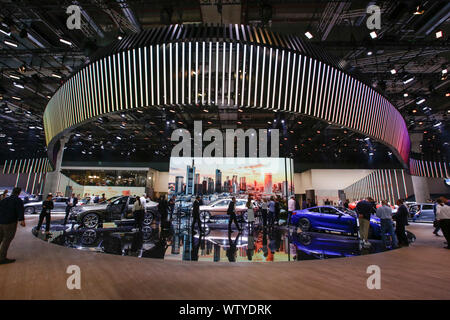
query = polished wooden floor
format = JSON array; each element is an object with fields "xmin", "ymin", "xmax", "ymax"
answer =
[{"xmin": 0, "ymin": 215, "xmax": 449, "ymax": 300}]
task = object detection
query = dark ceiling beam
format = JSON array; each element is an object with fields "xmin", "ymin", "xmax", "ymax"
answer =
[
  {"xmin": 0, "ymin": 48, "xmax": 85, "ymax": 58},
  {"xmin": 316, "ymin": 40, "xmax": 450, "ymax": 50}
]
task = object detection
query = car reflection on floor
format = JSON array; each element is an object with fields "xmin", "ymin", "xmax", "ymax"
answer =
[{"xmin": 32, "ymin": 218, "xmax": 392, "ymax": 263}]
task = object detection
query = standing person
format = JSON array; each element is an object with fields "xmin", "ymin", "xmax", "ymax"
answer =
[
  {"xmin": 268, "ymin": 197, "xmax": 276, "ymax": 227},
  {"xmin": 191, "ymin": 196, "xmax": 202, "ymax": 235},
  {"xmin": 344, "ymin": 199, "xmax": 349, "ymax": 209},
  {"xmin": 132, "ymin": 195, "xmax": 145, "ymax": 231},
  {"xmin": 158, "ymin": 195, "xmax": 169, "ymax": 229},
  {"xmin": 376, "ymin": 200, "xmax": 398, "ymax": 249},
  {"xmin": 432, "ymin": 200, "xmax": 441, "ymax": 236},
  {"xmin": 99, "ymin": 193, "xmax": 106, "ymax": 203},
  {"xmin": 64, "ymin": 193, "xmax": 78, "ymax": 226},
  {"xmin": 436, "ymin": 197, "xmax": 450, "ymax": 249},
  {"xmin": 260, "ymin": 198, "xmax": 268, "ymax": 228},
  {"xmin": 288, "ymin": 196, "xmax": 296, "ymax": 225},
  {"xmin": 274, "ymin": 197, "xmax": 281, "ymax": 226},
  {"xmin": 36, "ymin": 194, "xmax": 53, "ymax": 235},
  {"xmin": 227, "ymin": 197, "xmax": 241, "ymax": 232},
  {"xmin": 0, "ymin": 187, "xmax": 25, "ymax": 265},
  {"xmin": 305, "ymin": 198, "xmax": 311, "ymax": 209},
  {"xmin": 355, "ymin": 197, "xmax": 376, "ymax": 246},
  {"xmin": 168, "ymin": 195, "xmax": 176, "ymax": 221},
  {"xmin": 246, "ymin": 195, "xmax": 255, "ymax": 227},
  {"xmin": 140, "ymin": 194, "xmax": 147, "ymax": 207},
  {"xmin": 394, "ymin": 199, "xmax": 409, "ymax": 247},
  {"xmin": 1, "ymin": 190, "xmax": 8, "ymax": 200}
]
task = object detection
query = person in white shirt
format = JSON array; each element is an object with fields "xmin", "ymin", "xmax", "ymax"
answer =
[
  {"xmin": 436, "ymin": 197, "xmax": 450, "ymax": 249},
  {"xmin": 288, "ymin": 196, "xmax": 296, "ymax": 225},
  {"xmin": 140, "ymin": 194, "xmax": 147, "ymax": 208}
]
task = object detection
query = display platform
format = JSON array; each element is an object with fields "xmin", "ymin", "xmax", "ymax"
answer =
[{"xmin": 31, "ymin": 216, "xmax": 416, "ymax": 263}]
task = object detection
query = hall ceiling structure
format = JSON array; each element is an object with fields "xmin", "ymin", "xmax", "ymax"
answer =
[{"xmin": 0, "ymin": 0, "xmax": 448, "ymax": 164}]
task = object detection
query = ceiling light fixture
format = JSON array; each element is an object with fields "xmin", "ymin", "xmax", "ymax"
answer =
[
  {"xmin": 403, "ymin": 76, "xmax": 414, "ymax": 84},
  {"xmin": 390, "ymin": 68, "xmax": 397, "ymax": 74},
  {"xmin": 436, "ymin": 30, "xmax": 443, "ymax": 38},
  {"xmin": 59, "ymin": 38, "xmax": 72, "ymax": 46},
  {"xmin": 0, "ymin": 27, "xmax": 11, "ymax": 36},
  {"xmin": 4, "ymin": 40, "xmax": 17, "ymax": 47},
  {"xmin": 9, "ymin": 74, "xmax": 20, "ymax": 80},
  {"xmin": 367, "ymin": 51, "xmax": 373, "ymax": 56},
  {"xmin": 413, "ymin": 6, "xmax": 424, "ymax": 15},
  {"xmin": 403, "ymin": 93, "xmax": 409, "ymax": 97},
  {"xmin": 12, "ymin": 96, "xmax": 21, "ymax": 100},
  {"xmin": 369, "ymin": 31, "xmax": 377, "ymax": 39},
  {"xmin": 304, "ymin": 31, "xmax": 313, "ymax": 39},
  {"xmin": 433, "ymin": 122, "xmax": 442, "ymax": 127},
  {"xmin": 417, "ymin": 98, "xmax": 426, "ymax": 104},
  {"xmin": 51, "ymin": 73, "xmax": 62, "ymax": 79},
  {"xmin": 13, "ymin": 82, "xmax": 24, "ymax": 89}
]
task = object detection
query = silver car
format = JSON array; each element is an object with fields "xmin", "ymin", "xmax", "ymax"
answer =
[{"xmin": 199, "ymin": 199, "xmax": 257, "ymax": 222}]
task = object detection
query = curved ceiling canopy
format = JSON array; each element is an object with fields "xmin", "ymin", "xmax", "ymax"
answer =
[{"xmin": 43, "ymin": 24, "xmax": 410, "ymax": 166}]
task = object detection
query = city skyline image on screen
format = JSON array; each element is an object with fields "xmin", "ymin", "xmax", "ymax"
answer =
[{"xmin": 168, "ymin": 157, "xmax": 294, "ymax": 196}]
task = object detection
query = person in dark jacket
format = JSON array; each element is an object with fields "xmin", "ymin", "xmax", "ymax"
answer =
[
  {"xmin": 0, "ymin": 187, "xmax": 25, "ymax": 264},
  {"xmin": 36, "ymin": 194, "xmax": 54, "ymax": 235},
  {"xmin": 274, "ymin": 197, "xmax": 281, "ymax": 226},
  {"xmin": 394, "ymin": 199, "xmax": 409, "ymax": 247},
  {"xmin": 356, "ymin": 197, "xmax": 376, "ymax": 245},
  {"xmin": 158, "ymin": 195, "xmax": 169, "ymax": 230},
  {"xmin": 227, "ymin": 197, "xmax": 241, "ymax": 232},
  {"xmin": 191, "ymin": 196, "xmax": 202, "ymax": 235},
  {"xmin": 168, "ymin": 195, "xmax": 176, "ymax": 221},
  {"xmin": 64, "ymin": 193, "xmax": 78, "ymax": 226}
]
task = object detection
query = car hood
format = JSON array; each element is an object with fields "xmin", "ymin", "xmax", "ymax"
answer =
[{"xmin": 24, "ymin": 201, "xmax": 42, "ymax": 207}]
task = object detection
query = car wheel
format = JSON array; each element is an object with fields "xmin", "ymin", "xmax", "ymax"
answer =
[
  {"xmin": 200, "ymin": 211, "xmax": 210, "ymax": 223},
  {"xmin": 298, "ymin": 233, "xmax": 312, "ymax": 245},
  {"xmin": 82, "ymin": 213, "xmax": 100, "ymax": 229},
  {"xmin": 143, "ymin": 211, "xmax": 154, "ymax": 226},
  {"xmin": 298, "ymin": 218, "xmax": 310, "ymax": 231},
  {"xmin": 24, "ymin": 207, "xmax": 35, "ymax": 215},
  {"xmin": 81, "ymin": 229, "xmax": 97, "ymax": 245}
]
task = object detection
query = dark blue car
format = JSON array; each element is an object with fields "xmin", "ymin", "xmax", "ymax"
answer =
[{"xmin": 291, "ymin": 206, "xmax": 383, "ymax": 239}]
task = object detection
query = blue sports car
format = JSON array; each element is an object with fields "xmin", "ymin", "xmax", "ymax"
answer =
[{"xmin": 291, "ymin": 206, "xmax": 383, "ymax": 239}]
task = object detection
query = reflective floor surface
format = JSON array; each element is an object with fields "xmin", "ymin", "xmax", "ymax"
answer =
[{"xmin": 31, "ymin": 215, "xmax": 402, "ymax": 263}]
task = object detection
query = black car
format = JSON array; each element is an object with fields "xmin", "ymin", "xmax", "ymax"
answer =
[
  {"xmin": 70, "ymin": 195, "xmax": 158, "ymax": 228},
  {"xmin": 24, "ymin": 197, "xmax": 68, "ymax": 214}
]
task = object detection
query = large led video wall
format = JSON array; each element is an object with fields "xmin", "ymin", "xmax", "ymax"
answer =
[{"xmin": 168, "ymin": 157, "xmax": 294, "ymax": 196}]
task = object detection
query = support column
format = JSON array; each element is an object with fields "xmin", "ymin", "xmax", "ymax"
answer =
[
  {"xmin": 43, "ymin": 137, "xmax": 68, "ymax": 196},
  {"xmin": 409, "ymin": 132, "xmax": 430, "ymax": 202},
  {"xmin": 145, "ymin": 168, "xmax": 156, "ymax": 199},
  {"xmin": 411, "ymin": 176, "xmax": 431, "ymax": 203}
]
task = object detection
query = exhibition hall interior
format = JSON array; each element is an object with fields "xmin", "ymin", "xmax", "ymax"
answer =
[{"xmin": 0, "ymin": 0, "xmax": 449, "ymax": 302}]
